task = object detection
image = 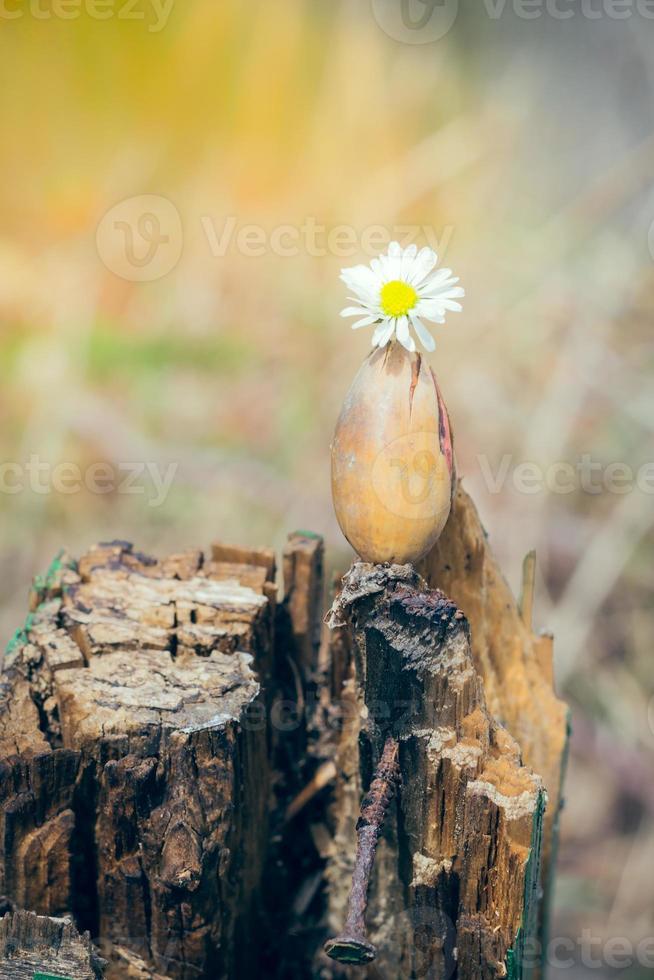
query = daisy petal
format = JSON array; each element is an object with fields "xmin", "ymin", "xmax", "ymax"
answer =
[
  {"xmin": 351, "ymin": 316, "xmax": 379, "ymax": 329},
  {"xmin": 416, "ymin": 304, "xmax": 446, "ymax": 324},
  {"xmin": 340, "ymin": 306, "xmax": 371, "ymax": 318},
  {"xmin": 372, "ymin": 320, "xmax": 395, "ymax": 347},
  {"xmin": 340, "ymin": 266, "xmax": 379, "ymax": 297},
  {"xmin": 410, "ymin": 314, "xmax": 436, "ymax": 352},
  {"xmin": 379, "ymin": 252, "xmax": 401, "ymax": 281},
  {"xmin": 419, "ymin": 270, "xmax": 456, "ymax": 293},
  {"xmin": 346, "ymin": 297, "xmax": 378, "ymax": 311},
  {"xmin": 409, "ymin": 247, "xmax": 438, "ymax": 284},
  {"xmin": 396, "ymin": 316, "xmax": 415, "ymax": 352},
  {"xmin": 340, "ymin": 265, "xmax": 373, "ymax": 284},
  {"xmin": 400, "ymin": 243, "xmax": 418, "ymax": 279}
]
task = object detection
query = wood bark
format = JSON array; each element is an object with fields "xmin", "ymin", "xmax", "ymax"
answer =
[
  {"xmin": 0, "ymin": 540, "xmax": 284, "ymax": 979},
  {"xmin": 420, "ymin": 486, "xmax": 570, "ymax": 950},
  {"xmin": 0, "ymin": 909, "xmax": 105, "ymax": 979},
  {"xmin": 0, "ymin": 487, "xmax": 567, "ymax": 979},
  {"xmin": 321, "ymin": 486, "xmax": 568, "ymax": 979}
]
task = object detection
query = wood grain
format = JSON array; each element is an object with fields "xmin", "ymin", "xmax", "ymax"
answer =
[{"xmin": 1, "ymin": 541, "xmax": 277, "ymax": 979}]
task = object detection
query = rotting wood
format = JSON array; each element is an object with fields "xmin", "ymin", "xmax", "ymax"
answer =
[
  {"xmin": 420, "ymin": 485, "xmax": 569, "ymax": 963},
  {"xmin": 0, "ymin": 541, "xmax": 278, "ymax": 980},
  {"xmin": 321, "ymin": 561, "xmax": 547, "ymax": 979},
  {"xmin": 282, "ymin": 531, "xmax": 325, "ymax": 676},
  {"xmin": 0, "ymin": 493, "xmax": 567, "ymax": 979},
  {"xmin": 0, "ymin": 909, "xmax": 105, "ymax": 979}
]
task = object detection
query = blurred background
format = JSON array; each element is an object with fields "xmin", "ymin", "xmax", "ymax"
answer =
[{"xmin": 1, "ymin": 1, "xmax": 653, "ymax": 975}]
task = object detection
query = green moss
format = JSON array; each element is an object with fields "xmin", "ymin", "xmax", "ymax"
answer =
[
  {"xmin": 5, "ymin": 551, "xmax": 77, "ymax": 659},
  {"xmin": 33, "ymin": 973, "xmax": 73, "ymax": 980},
  {"xmin": 4, "ymin": 612, "xmax": 35, "ymax": 658},
  {"xmin": 539, "ymin": 709, "xmax": 572, "ymax": 964},
  {"xmin": 506, "ymin": 941, "xmax": 519, "ymax": 980},
  {"xmin": 32, "ymin": 549, "xmax": 73, "ymax": 594},
  {"xmin": 505, "ymin": 719, "xmax": 572, "ymax": 979},
  {"xmin": 504, "ymin": 788, "xmax": 546, "ymax": 980}
]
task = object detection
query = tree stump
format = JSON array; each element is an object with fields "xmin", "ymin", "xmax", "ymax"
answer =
[
  {"xmin": 0, "ymin": 488, "xmax": 567, "ymax": 979},
  {"xmin": 0, "ymin": 909, "xmax": 105, "ymax": 979},
  {"xmin": 321, "ymin": 486, "xmax": 568, "ymax": 979},
  {"xmin": 420, "ymin": 487, "xmax": 570, "ymax": 952},
  {"xmin": 0, "ymin": 540, "xmax": 289, "ymax": 979}
]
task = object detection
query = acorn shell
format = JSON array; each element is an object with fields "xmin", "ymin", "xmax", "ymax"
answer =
[{"xmin": 331, "ymin": 342, "xmax": 455, "ymax": 565}]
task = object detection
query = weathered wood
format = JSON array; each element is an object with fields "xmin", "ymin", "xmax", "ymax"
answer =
[
  {"xmin": 1, "ymin": 541, "xmax": 277, "ymax": 979},
  {"xmin": 0, "ymin": 909, "xmax": 105, "ymax": 979},
  {"xmin": 0, "ymin": 498, "xmax": 567, "ymax": 979},
  {"xmin": 282, "ymin": 532, "xmax": 325, "ymax": 675},
  {"xmin": 322, "ymin": 562, "xmax": 546, "ymax": 979},
  {"xmin": 420, "ymin": 485, "xmax": 569, "ymax": 957}
]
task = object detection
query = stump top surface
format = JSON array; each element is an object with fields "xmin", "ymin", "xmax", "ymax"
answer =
[
  {"xmin": 56, "ymin": 647, "xmax": 259, "ymax": 746},
  {"xmin": 4, "ymin": 540, "xmax": 275, "ymax": 754}
]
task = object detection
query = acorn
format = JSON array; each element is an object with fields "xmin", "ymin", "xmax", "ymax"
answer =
[
  {"xmin": 331, "ymin": 343, "xmax": 455, "ymax": 565},
  {"xmin": 333, "ymin": 240, "xmax": 463, "ymax": 565}
]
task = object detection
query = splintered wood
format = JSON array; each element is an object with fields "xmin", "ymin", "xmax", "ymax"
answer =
[
  {"xmin": 0, "ymin": 909, "xmax": 105, "ymax": 979},
  {"xmin": 0, "ymin": 490, "xmax": 567, "ymax": 979},
  {"xmin": 0, "ymin": 540, "xmax": 277, "ymax": 980},
  {"xmin": 421, "ymin": 486, "xmax": 570, "ymax": 949},
  {"xmin": 323, "ymin": 486, "xmax": 568, "ymax": 980}
]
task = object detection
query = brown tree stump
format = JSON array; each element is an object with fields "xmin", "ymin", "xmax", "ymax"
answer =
[
  {"xmin": 321, "ymin": 486, "xmax": 568, "ymax": 979},
  {"xmin": 420, "ymin": 487, "xmax": 570, "ymax": 953},
  {"xmin": 0, "ymin": 909, "xmax": 105, "ymax": 979},
  {"xmin": 0, "ymin": 488, "xmax": 567, "ymax": 979},
  {"xmin": 0, "ymin": 538, "xmax": 309, "ymax": 979}
]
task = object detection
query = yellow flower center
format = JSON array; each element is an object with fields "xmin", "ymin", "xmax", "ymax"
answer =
[{"xmin": 380, "ymin": 279, "xmax": 418, "ymax": 318}]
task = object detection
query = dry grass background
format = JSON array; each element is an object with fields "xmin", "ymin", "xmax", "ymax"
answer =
[{"xmin": 1, "ymin": 2, "xmax": 654, "ymax": 975}]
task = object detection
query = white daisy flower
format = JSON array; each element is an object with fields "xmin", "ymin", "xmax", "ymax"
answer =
[{"xmin": 340, "ymin": 241, "xmax": 464, "ymax": 353}]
